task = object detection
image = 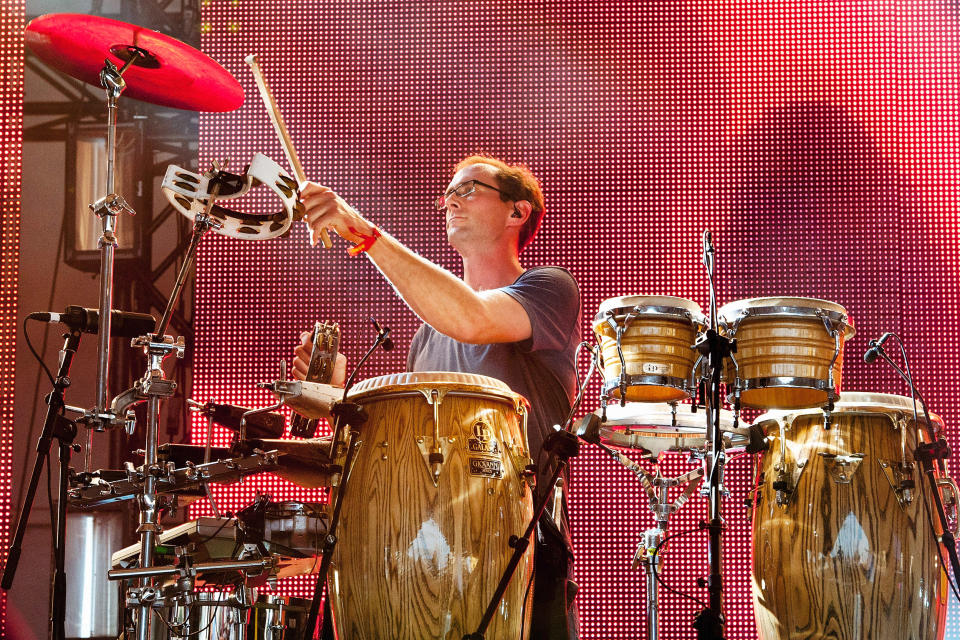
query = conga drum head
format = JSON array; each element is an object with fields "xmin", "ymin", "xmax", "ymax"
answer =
[
  {"xmin": 718, "ymin": 297, "xmax": 855, "ymax": 410},
  {"xmin": 593, "ymin": 295, "xmax": 705, "ymax": 403},
  {"xmin": 598, "ymin": 402, "xmax": 749, "ymax": 457},
  {"xmin": 330, "ymin": 372, "xmax": 534, "ymax": 639},
  {"xmin": 751, "ymin": 392, "xmax": 948, "ymax": 640}
]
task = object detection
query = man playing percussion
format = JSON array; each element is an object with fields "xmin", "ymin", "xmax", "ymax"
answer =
[{"xmin": 294, "ymin": 155, "xmax": 581, "ymax": 638}]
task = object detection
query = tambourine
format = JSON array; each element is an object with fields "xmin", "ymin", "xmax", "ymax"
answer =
[{"xmin": 161, "ymin": 152, "xmax": 304, "ymax": 240}]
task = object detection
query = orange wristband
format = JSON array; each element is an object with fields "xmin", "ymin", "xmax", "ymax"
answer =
[{"xmin": 346, "ymin": 226, "xmax": 381, "ymax": 257}]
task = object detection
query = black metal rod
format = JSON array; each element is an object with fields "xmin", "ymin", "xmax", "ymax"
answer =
[
  {"xmin": 465, "ymin": 456, "xmax": 570, "ymax": 640},
  {"xmin": 874, "ymin": 344, "xmax": 960, "ymax": 588},
  {"xmin": 303, "ymin": 425, "xmax": 362, "ymax": 640},
  {"xmin": 1, "ymin": 328, "xmax": 81, "ymax": 640}
]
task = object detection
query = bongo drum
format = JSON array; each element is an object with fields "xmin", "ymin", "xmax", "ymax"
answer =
[
  {"xmin": 327, "ymin": 372, "xmax": 534, "ymax": 639},
  {"xmin": 718, "ymin": 297, "xmax": 854, "ymax": 409},
  {"xmin": 593, "ymin": 296, "xmax": 705, "ymax": 403},
  {"xmin": 752, "ymin": 393, "xmax": 952, "ymax": 640}
]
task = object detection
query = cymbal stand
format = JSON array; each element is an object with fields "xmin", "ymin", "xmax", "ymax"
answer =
[
  {"xmin": 85, "ymin": 55, "xmax": 142, "ymax": 446},
  {"xmin": 691, "ymin": 230, "xmax": 732, "ymax": 639}
]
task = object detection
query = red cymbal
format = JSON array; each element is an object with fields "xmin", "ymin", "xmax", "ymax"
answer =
[{"xmin": 25, "ymin": 13, "xmax": 243, "ymax": 112}]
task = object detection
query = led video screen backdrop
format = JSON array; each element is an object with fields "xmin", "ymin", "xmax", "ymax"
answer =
[
  {"xmin": 194, "ymin": 2, "xmax": 960, "ymax": 638},
  {"xmin": 1, "ymin": 2, "xmax": 23, "ymax": 636}
]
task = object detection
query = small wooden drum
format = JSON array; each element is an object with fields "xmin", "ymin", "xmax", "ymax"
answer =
[
  {"xmin": 328, "ymin": 372, "xmax": 534, "ymax": 640},
  {"xmin": 752, "ymin": 393, "xmax": 952, "ymax": 640},
  {"xmin": 597, "ymin": 403, "xmax": 749, "ymax": 458},
  {"xmin": 593, "ymin": 296, "xmax": 705, "ymax": 403},
  {"xmin": 718, "ymin": 297, "xmax": 854, "ymax": 409}
]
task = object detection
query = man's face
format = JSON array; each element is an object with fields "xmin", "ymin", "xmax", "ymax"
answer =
[{"xmin": 441, "ymin": 163, "xmax": 514, "ymax": 251}]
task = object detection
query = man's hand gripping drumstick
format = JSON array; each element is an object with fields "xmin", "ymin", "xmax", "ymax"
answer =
[{"xmin": 245, "ymin": 54, "xmax": 333, "ymax": 248}]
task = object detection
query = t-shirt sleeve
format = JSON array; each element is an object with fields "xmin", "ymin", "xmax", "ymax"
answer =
[
  {"xmin": 406, "ymin": 323, "xmax": 426, "ymax": 371},
  {"xmin": 502, "ymin": 267, "xmax": 580, "ymax": 353}
]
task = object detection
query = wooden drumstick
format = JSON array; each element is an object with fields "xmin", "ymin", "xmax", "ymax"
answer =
[{"xmin": 244, "ymin": 54, "xmax": 333, "ymax": 248}]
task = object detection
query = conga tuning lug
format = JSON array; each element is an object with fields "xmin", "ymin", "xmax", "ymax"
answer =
[
  {"xmin": 415, "ymin": 436, "xmax": 451, "ymax": 487},
  {"xmin": 880, "ymin": 459, "xmax": 915, "ymax": 508},
  {"xmin": 773, "ymin": 457, "xmax": 808, "ymax": 507},
  {"xmin": 819, "ymin": 452, "xmax": 864, "ymax": 484}
]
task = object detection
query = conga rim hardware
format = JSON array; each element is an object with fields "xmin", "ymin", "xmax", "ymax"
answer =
[
  {"xmin": 717, "ymin": 302, "xmax": 855, "ymax": 338},
  {"xmin": 602, "ymin": 375, "xmax": 693, "ymax": 398},
  {"xmin": 347, "ymin": 372, "xmax": 530, "ymax": 411},
  {"xmin": 594, "ymin": 303, "xmax": 706, "ymax": 325},
  {"xmin": 734, "ymin": 376, "xmax": 838, "ymax": 394}
]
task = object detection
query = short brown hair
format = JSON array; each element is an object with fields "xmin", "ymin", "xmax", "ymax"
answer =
[{"xmin": 453, "ymin": 154, "xmax": 545, "ymax": 252}]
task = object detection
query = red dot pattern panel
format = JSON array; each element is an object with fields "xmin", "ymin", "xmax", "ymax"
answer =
[
  {"xmin": 1, "ymin": 2, "xmax": 23, "ymax": 636},
  {"xmin": 196, "ymin": 2, "xmax": 960, "ymax": 638}
]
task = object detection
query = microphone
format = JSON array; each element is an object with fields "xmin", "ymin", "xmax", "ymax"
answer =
[
  {"xmin": 371, "ymin": 317, "xmax": 394, "ymax": 352},
  {"xmin": 863, "ymin": 332, "xmax": 894, "ymax": 363},
  {"xmin": 29, "ymin": 305, "xmax": 156, "ymax": 338},
  {"xmin": 197, "ymin": 402, "xmax": 286, "ymax": 440}
]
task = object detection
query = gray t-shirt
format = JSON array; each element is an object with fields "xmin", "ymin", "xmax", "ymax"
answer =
[{"xmin": 406, "ymin": 266, "xmax": 581, "ymax": 480}]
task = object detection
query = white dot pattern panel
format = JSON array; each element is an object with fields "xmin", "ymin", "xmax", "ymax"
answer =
[
  {"xmin": 197, "ymin": 2, "xmax": 960, "ymax": 638},
  {"xmin": 2, "ymin": 2, "xmax": 23, "ymax": 635}
]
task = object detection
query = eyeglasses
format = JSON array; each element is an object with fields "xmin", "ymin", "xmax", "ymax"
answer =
[{"xmin": 434, "ymin": 179, "xmax": 512, "ymax": 210}]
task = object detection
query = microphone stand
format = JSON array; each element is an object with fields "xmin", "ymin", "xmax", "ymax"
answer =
[
  {"xmin": 302, "ymin": 321, "xmax": 391, "ymax": 639},
  {"xmin": 691, "ymin": 230, "xmax": 729, "ymax": 640},
  {"xmin": 464, "ymin": 343, "xmax": 597, "ymax": 640},
  {"xmin": 867, "ymin": 338, "xmax": 960, "ymax": 590},
  {"xmin": 1, "ymin": 327, "xmax": 82, "ymax": 640}
]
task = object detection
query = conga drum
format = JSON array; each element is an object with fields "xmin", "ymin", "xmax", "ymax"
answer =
[
  {"xmin": 328, "ymin": 372, "xmax": 534, "ymax": 639},
  {"xmin": 752, "ymin": 393, "xmax": 952, "ymax": 640},
  {"xmin": 718, "ymin": 297, "xmax": 854, "ymax": 409},
  {"xmin": 593, "ymin": 296, "xmax": 705, "ymax": 403}
]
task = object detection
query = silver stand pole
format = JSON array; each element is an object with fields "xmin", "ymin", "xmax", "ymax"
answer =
[
  {"xmin": 85, "ymin": 58, "xmax": 139, "ymax": 461},
  {"xmin": 128, "ymin": 334, "xmax": 184, "ymax": 640},
  {"xmin": 125, "ymin": 178, "xmax": 221, "ymax": 640},
  {"xmin": 632, "ymin": 466, "xmax": 704, "ymax": 639}
]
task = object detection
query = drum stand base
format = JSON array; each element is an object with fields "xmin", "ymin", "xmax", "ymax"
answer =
[{"xmin": 632, "ymin": 465, "xmax": 704, "ymax": 640}]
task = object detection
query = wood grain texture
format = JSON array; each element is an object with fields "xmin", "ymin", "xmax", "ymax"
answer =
[
  {"xmin": 752, "ymin": 403, "xmax": 947, "ymax": 640},
  {"xmin": 726, "ymin": 317, "xmax": 846, "ymax": 409},
  {"xmin": 327, "ymin": 383, "xmax": 534, "ymax": 639},
  {"xmin": 593, "ymin": 315, "xmax": 698, "ymax": 402}
]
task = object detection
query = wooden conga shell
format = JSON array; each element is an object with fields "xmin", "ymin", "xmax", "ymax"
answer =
[
  {"xmin": 593, "ymin": 296, "xmax": 704, "ymax": 403},
  {"xmin": 328, "ymin": 373, "xmax": 534, "ymax": 640},
  {"xmin": 752, "ymin": 393, "xmax": 948, "ymax": 640},
  {"xmin": 719, "ymin": 297, "xmax": 854, "ymax": 410}
]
